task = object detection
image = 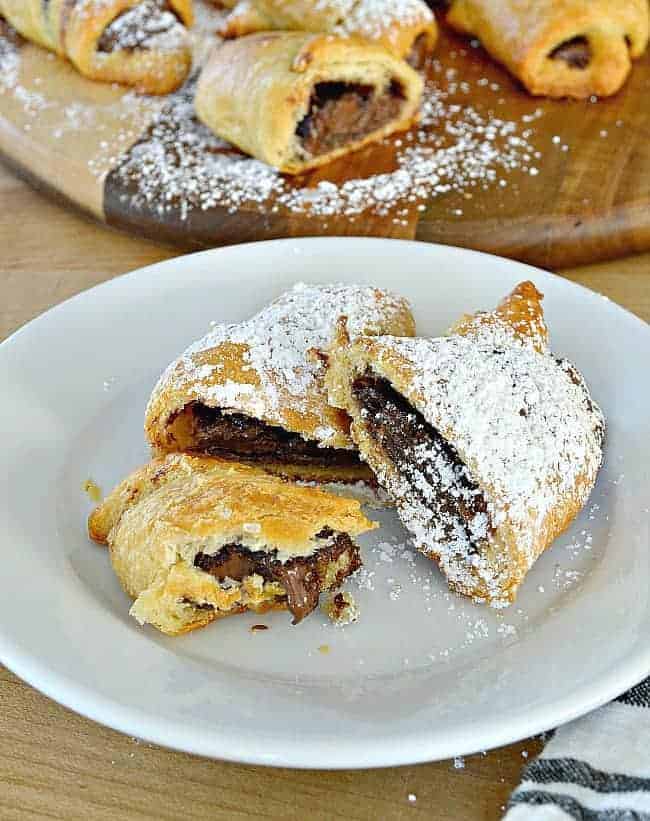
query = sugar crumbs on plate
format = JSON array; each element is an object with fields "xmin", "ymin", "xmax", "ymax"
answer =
[
  {"xmin": 323, "ymin": 591, "xmax": 360, "ymax": 626},
  {"xmin": 84, "ymin": 479, "xmax": 102, "ymax": 503}
]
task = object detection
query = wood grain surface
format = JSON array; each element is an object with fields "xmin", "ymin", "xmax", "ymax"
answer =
[
  {"xmin": 1, "ymin": 160, "xmax": 649, "ymax": 821},
  {"xmin": 1, "ymin": 4, "xmax": 650, "ymax": 269}
]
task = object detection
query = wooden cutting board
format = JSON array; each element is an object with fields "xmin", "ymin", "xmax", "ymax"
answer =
[{"xmin": 1, "ymin": 2, "xmax": 649, "ymax": 269}]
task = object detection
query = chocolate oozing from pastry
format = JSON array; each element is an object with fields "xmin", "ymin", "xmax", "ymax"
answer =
[
  {"xmin": 549, "ymin": 36, "xmax": 592, "ymax": 69},
  {"xmin": 296, "ymin": 80, "xmax": 406, "ymax": 157},
  {"xmin": 406, "ymin": 33, "xmax": 430, "ymax": 70},
  {"xmin": 352, "ymin": 374, "xmax": 492, "ymax": 550},
  {"xmin": 183, "ymin": 401, "xmax": 362, "ymax": 469},
  {"xmin": 98, "ymin": 1, "xmax": 181, "ymax": 53},
  {"xmin": 193, "ymin": 529, "xmax": 361, "ymax": 624}
]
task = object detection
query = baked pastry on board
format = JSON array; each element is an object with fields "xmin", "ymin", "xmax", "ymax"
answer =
[
  {"xmin": 89, "ymin": 453, "xmax": 375, "ymax": 634},
  {"xmin": 0, "ymin": 0, "xmax": 194, "ymax": 94},
  {"xmin": 444, "ymin": 0, "xmax": 650, "ymax": 99},
  {"xmin": 195, "ymin": 31, "xmax": 424, "ymax": 174},
  {"xmin": 327, "ymin": 282, "xmax": 605, "ymax": 606},
  {"xmin": 145, "ymin": 282, "xmax": 415, "ymax": 483},
  {"xmin": 219, "ymin": 0, "xmax": 438, "ymax": 69}
]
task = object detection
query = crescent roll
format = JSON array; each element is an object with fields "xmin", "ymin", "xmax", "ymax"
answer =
[
  {"xmin": 445, "ymin": 0, "xmax": 649, "ymax": 99},
  {"xmin": 0, "ymin": 0, "xmax": 194, "ymax": 94},
  {"xmin": 89, "ymin": 453, "xmax": 376, "ymax": 634},
  {"xmin": 219, "ymin": 0, "xmax": 438, "ymax": 69},
  {"xmin": 145, "ymin": 282, "xmax": 415, "ymax": 484},
  {"xmin": 195, "ymin": 31, "xmax": 424, "ymax": 174},
  {"xmin": 327, "ymin": 282, "xmax": 605, "ymax": 606}
]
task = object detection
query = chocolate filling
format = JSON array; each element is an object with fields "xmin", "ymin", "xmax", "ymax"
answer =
[
  {"xmin": 296, "ymin": 80, "xmax": 406, "ymax": 157},
  {"xmin": 98, "ymin": 1, "xmax": 179, "ymax": 53},
  {"xmin": 183, "ymin": 402, "xmax": 362, "ymax": 469},
  {"xmin": 407, "ymin": 33, "xmax": 430, "ymax": 70},
  {"xmin": 549, "ymin": 36, "xmax": 592, "ymax": 69},
  {"xmin": 193, "ymin": 529, "xmax": 361, "ymax": 624},
  {"xmin": 352, "ymin": 374, "xmax": 491, "ymax": 549}
]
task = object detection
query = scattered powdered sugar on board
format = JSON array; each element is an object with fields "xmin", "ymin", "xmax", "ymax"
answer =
[
  {"xmin": 0, "ymin": 21, "xmax": 166, "ymax": 160},
  {"xmin": 103, "ymin": 72, "xmax": 544, "ymax": 223},
  {"xmin": 0, "ymin": 21, "xmax": 20, "ymax": 90}
]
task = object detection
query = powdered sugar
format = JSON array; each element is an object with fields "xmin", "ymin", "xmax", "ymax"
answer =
[
  {"xmin": 148, "ymin": 283, "xmax": 411, "ymax": 444},
  {"xmin": 98, "ymin": 1, "xmax": 188, "ymax": 53},
  {"xmin": 327, "ymin": 0, "xmax": 434, "ymax": 42}
]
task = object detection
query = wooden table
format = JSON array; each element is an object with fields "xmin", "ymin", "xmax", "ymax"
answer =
[{"xmin": 1, "ymin": 161, "xmax": 648, "ymax": 821}]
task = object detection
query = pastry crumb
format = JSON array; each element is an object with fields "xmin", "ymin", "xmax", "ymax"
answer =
[
  {"xmin": 318, "ymin": 644, "xmax": 331, "ymax": 655},
  {"xmin": 83, "ymin": 479, "xmax": 102, "ymax": 503},
  {"xmin": 251, "ymin": 624, "xmax": 268, "ymax": 632},
  {"xmin": 323, "ymin": 591, "xmax": 359, "ymax": 626}
]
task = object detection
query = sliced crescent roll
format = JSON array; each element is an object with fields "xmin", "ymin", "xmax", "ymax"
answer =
[
  {"xmin": 145, "ymin": 282, "xmax": 415, "ymax": 484},
  {"xmin": 326, "ymin": 282, "xmax": 605, "ymax": 605},
  {"xmin": 89, "ymin": 453, "xmax": 376, "ymax": 634}
]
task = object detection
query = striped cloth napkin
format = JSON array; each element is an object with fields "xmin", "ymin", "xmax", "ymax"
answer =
[{"xmin": 505, "ymin": 677, "xmax": 650, "ymax": 820}]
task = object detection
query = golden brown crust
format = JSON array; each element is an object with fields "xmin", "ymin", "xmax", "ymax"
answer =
[
  {"xmin": 449, "ymin": 280, "xmax": 548, "ymax": 354},
  {"xmin": 195, "ymin": 31, "xmax": 424, "ymax": 174},
  {"xmin": 446, "ymin": 0, "xmax": 649, "ymax": 99},
  {"xmin": 219, "ymin": 0, "xmax": 438, "ymax": 65},
  {"xmin": 327, "ymin": 282, "xmax": 605, "ymax": 605},
  {"xmin": 144, "ymin": 283, "xmax": 415, "ymax": 471},
  {"xmin": 0, "ymin": 0, "xmax": 193, "ymax": 94},
  {"xmin": 89, "ymin": 453, "xmax": 376, "ymax": 635}
]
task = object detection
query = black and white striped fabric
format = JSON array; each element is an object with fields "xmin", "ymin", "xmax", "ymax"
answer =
[{"xmin": 505, "ymin": 678, "xmax": 650, "ymax": 820}]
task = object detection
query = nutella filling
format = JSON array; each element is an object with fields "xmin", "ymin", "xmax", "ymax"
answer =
[
  {"xmin": 352, "ymin": 374, "xmax": 492, "ymax": 549},
  {"xmin": 98, "ymin": 0, "xmax": 180, "ymax": 53},
  {"xmin": 296, "ymin": 80, "xmax": 406, "ymax": 157},
  {"xmin": 193, "ymin": 529, "xmax": 361, "ymax": 624},
  {"xmin": 549, "ymin": 36, "xmax": 592, "ymax": 69},
  {"xmin": 184, "ymin": 402, "xmax": 362, "ymax": 469},
  {"xmin": 406, "ymin": 33, "xmax": 430, "ymax": 70}
]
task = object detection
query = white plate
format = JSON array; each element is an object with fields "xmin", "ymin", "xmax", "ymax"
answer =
[{"xmin": 1, "ymin": 238, "xmax": 649, "ymax": 769}]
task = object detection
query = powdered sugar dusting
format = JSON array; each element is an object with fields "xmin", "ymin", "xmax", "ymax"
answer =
[
  {"xmin": 98, "ymin": 1, "xmax": 188, "ymax": 53},
  {"xmin": 148, "ymin": 283, "xmax": 411, "ymax": 444},
  {"xmin": 328, "ymin": 0, "xmax": 433, "ymax": 42}
]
